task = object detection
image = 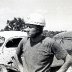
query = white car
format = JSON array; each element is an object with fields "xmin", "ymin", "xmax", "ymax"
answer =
[{"xmin": 0, "ymin": 31, "xmax": 27, "ymax": 71}]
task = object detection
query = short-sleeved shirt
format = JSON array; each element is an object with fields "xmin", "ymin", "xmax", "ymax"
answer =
[{"xmin": 17, "ymin": 36, "xmax": 67, "ymax": 72}]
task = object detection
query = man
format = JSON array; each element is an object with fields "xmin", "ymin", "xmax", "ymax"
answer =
[{"xmin": 15, "ymin": 13, "xmax": 72, "ymax": 72}]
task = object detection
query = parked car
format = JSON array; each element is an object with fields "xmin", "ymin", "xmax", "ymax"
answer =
[{"xmin": 0, "ymin": 31, "xmax": 27, "ymax": 72}]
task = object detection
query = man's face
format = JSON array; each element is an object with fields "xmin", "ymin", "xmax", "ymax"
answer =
[{"xmin": 25, "ymin": 24, "xmax": 38, "ymax": 38}]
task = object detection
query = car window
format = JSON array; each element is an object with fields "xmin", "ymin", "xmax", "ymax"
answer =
[
  {"xmin": 0, "ymin": 36, "xmax": 5, "ymax": 47},
  {"xmin": 6, "ymin": 38, "xmax": 22, "ymax": 48}
]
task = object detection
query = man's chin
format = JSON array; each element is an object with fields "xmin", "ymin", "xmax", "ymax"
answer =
[
  {"xmin": 28, "ymin": 34, "xmax": 32, "ymax": 38},
  {"xmin": 27, "ymin": 35, "xmax": 31, "ymax": 38},
  {"xmin": 28, "ymin": 34, "xmax": 36, "ymax": 38}
]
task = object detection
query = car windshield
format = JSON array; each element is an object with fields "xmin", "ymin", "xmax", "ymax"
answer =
[{"xmin": 0, "ymin": 36, "xmax": 5, "ymax": 47}]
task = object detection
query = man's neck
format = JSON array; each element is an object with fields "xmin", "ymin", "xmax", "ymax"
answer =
[
  {"xmin": 30, "ymin": 34, "xmax": 43, "ymax": 46},
  {"xmin": 30, "ymin": 34, "xmax": 43, "ymax": 43}
]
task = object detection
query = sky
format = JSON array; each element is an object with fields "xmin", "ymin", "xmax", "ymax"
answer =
[{"xmin": 0, "ymin": 0, "xmax": 72, "ymax": 31}]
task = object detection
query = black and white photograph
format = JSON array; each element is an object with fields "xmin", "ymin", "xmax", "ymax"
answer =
[{"xmin": 0, "ymin": 0, "xmax": 72, "ymax": 72}]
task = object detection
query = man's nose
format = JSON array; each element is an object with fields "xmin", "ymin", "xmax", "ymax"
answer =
[{"xmin": 23, "ymin": 27, "xmax": 30, "ymax": 32}]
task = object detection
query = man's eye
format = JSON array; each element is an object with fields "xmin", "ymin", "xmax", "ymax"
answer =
[
  {"xmin": 29, "ymin": 26, "xmax": 32, "ymax": 28},
  {"xmin": 25, "ymin": 25, "xmax": 34, "ymax": 28},
  {"xmin": 25, "ymin": 25, "xmax": 28, "ymax": 28}
]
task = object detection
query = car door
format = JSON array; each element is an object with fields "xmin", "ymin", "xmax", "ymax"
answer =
[{"xmin": 2, "ymin": 37, "xmax": 22, "ymax": 64}]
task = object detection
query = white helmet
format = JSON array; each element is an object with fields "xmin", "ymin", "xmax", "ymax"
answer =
[{"xmin": 25, "ymin": 13, "xmax": 46, "ymax": 26}]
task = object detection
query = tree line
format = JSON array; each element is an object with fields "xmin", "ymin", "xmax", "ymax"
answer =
[{"xmin": 1, "ymin": 17, "xmax": 65, "ymax": 37}]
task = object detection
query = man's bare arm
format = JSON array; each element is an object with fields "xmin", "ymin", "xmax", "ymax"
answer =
[{"xmin": 56, "ymin": 54, "xmax": 72, "ymax": 72}]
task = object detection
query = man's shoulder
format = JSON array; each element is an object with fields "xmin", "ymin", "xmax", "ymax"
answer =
[
  {"xmin": 43, "ymin": 37, "xmax": 55, "ymax": 43},
  {"xmin": 42, "ymin": 37, "xmax": 55, "ymax": 46}
]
